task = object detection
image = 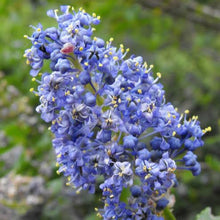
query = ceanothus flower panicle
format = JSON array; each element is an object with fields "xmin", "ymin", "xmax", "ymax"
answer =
[{"xmin": 24, "ymin": 5, "xmax": 211, "ymax": 220}]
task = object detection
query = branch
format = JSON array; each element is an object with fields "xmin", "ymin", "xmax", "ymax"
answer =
[{"xmin": 137, "ymin": 0, "xmax": 220, "ymax": 30}]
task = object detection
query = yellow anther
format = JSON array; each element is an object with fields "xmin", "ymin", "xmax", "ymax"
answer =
[
  {"xmin": 92, "ymin": 13, "xmax": 96, "ymax": 17},
  {"xmin": 114, "ymin": 104, "xmax": 118, "ymax": 108},
  {"xmin": 52, "ymin": 97, "xmax": 55, "ymax": 102},
  {"xmin": 79, "ymin": 47, "xmax": 83, "ymax": 51},
  {"xmin": 56, "ymin": 162, "xmax": 59, "ymax": 167},
  {"xmin": 79, "ymin": 7, "xmax": 83, "ymax": 11},
  {"xmin": 145, "ymin": 174, "xmax": 151, "ymax": 179},
  {"xmin": 137, "ymin": 98, "xmax": 141, "ymax": 103},
  {"xmin": 138, "ymin": 89, "xmax": 142, "ymax": 94},
  {"xmin": 94, "ymin": 163, "xmax": 98, "ymax": 168},
  {"xmin": 113, "ymin": 56, "xmax": 118, "ymax": 61},
  {"xmin": 135, "ymin": 62, "xmax": 139, "ymax": 67},
  {"xmin": 38, "ymin": 72, "xmax": 42, "ymax": 76},
  {"xmin": 120, "ymin": 44, "xmax": 124, "ymax": 48},
  {"xmin": 104, "ymin": 54, "xmax": 108, "ymax": 58},
  {"xmin": 52, "ymin": 120, "xmax": 56, "ymax": 125},
  {"xmin": 121, "ymin": 87, "xmax": 125, "ymax": 91},
  {"xmin": 48, "ymin": 126, "xmax": 51, "ymax": 131},
  {"xmin": 118, "ymin": 98, "xmax": 121, "ymax": 103},
  {"xmin": 192, "ymin": 115, "xmax": 198, "ymax": 120},
  {"xmin": 143, "ymin": 62, "xmax": 148, "ymax": 68},
  {"xmin": 126, "ymin": 48, "xmax": 130, "ymax": 52},
  {"xmin": 109, "ymin": 51, "xmax": 112, "ymax": 55},
  {"xmin": 67, "ymin": 24, "xmax": 73, "ymax": 33},
  {"xmin": 57, "ymin": 154, "xmax": 61, "ymax": 158},
  {"xmin": 109, "ymin": 194, "xmax": 114, "ymax": 198},
  {"xmin": 106, "ymin": 118, "xmax": 113, "ymax": 124},
  {"xmin": 95, "ymin": 207, "xmax": 98, "ymax": 211},
  {"xmin": 75, "ymin": 29, "xmax": 79, "ymax": 34},
  {"xmin": 37, "ymin": 28, "xmax": 41, "ymax": 32},
  {"xmin": 172, "ymin": 131, "xmax": 176, "ymax": 136},
  {"xmin": 157, "ymin": 72, "xmax": 161, "ymax": 78},
  {"xmin": 111, "ymin": 100, "xmax": 117, "ymax": 104},
  {"xmin": 76, "ymin": 189, "xmax": 81, "ymax": 194},
  {"xmin": 168, "ymin": 168, "xmax": 176, "ymax": 172},
  {"xmin": 56, "ymin": 170, "xmax": 60, "ymax": 175},
  {"xmin": 143, "ymin": 165, "xmax": 147, "ymax": 172},
  {"xmin": 84, "ymin": 62, "xmax": 89, "ymax": 66},
  {"xmin": 128, "ymin": 87, "xmax": 131, "ymax": 90},
  {"xmin": 126, "ymin": 97, "xmax": 131, "ymax": 101},
  {"xmin": 97, "ymin": 16, "xmax": 101, "ymax": 20},
  {"xmin": 177, "ymin": 124, "xmax": 181, "ymax": 128},
  {"xmin": 150, "ymin": 64, "xmax": 154, "ymax": 68},
  {"xmin": 92, "ymin": 27, "xmax": 96, "ymax": 32},
  {"xmin": 65, "ymin": 90, "xmax": 70, "ymax": 96},
  {"xmin": 97, "ymin": 213, "xmax": 102, "ymax": 218},
  {"xmin": 24, "ymin": 35, "xmax": 28, "ymax": 39},
  {"xmin": 119, "ymin": 172, "xmax": 123, "ymax": 177},
  {"xmin": 184, "ymin": 109, "xmax": 190, "ymax": 114},
  {"xmin": 109, "ymin": 37, "xmax": 114, "ymax": 42},
  {"xmin": 93, "ymin": 36, "xmax": 97, "ymax": 41},
  {"xmin": 66, "ymin": 182, "xmax": 70, "ymax": 186},
  {"xmin": 121, "ymin": 48, "xmax": 125, "ymax": 53},
  {"xmin": 32, "ymin": 78, "xmax": 36, "ymax": 82},
  {"xmin": 98, "ymin": 63, "xmax": 103, "ymax": 67},
  {"xmin": 26, "ymin": 59, "xmax": 30, "ymax": 65},
  {"xmin": 167, "ymin": 112, "xmax": 171, "ymax": 118},
  {"xmin": 29, "ymin": 88, "xmax": 34, "ymax": 92}
]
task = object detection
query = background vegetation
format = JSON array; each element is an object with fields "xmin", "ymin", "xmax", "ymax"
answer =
[{"xmin": 0, "ymin": 0, "xmax": 219, "ymax": 219}]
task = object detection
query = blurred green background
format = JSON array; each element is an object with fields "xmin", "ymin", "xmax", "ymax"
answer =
[{"xmin": 0, "ymin": 0, "xmax": 219, "ymax": 219}]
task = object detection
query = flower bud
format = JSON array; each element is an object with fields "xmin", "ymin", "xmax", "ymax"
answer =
[{"xmin": 61, "ymin": 42, "xmax": 75, "ymax": 54}]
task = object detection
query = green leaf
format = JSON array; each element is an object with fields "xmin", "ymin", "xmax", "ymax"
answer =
[
  {"xmin": 85, "ymin": 213, "xmax": 100, "ymax": 220},
  {"xmin": 196, "ymin": 207, "xmax": 220, "ymax": 220},
  {"xmin": 163, "ymin": 207, "xmax": 176, "ymax": 220},
  {"xmin": 120, "ymin": 187, "xmax": 131, "ymax": 203},
  {"xmin": 205, "ymin": 154, "xmax": 220, "ymax": 172}
]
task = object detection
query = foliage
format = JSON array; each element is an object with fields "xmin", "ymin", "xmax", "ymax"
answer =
[
  {"xmin": 0, "ymin": 0, "xmax": 219, "ymax": 219},
  {"xmin": 196, "ymin": 207, "xmax": 220, "ymax": 220}
]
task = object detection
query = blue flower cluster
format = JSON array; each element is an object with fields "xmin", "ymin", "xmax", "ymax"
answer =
[{"xmin": 24, "ymin": 6, "xmax": 210, "ymax": 220}]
